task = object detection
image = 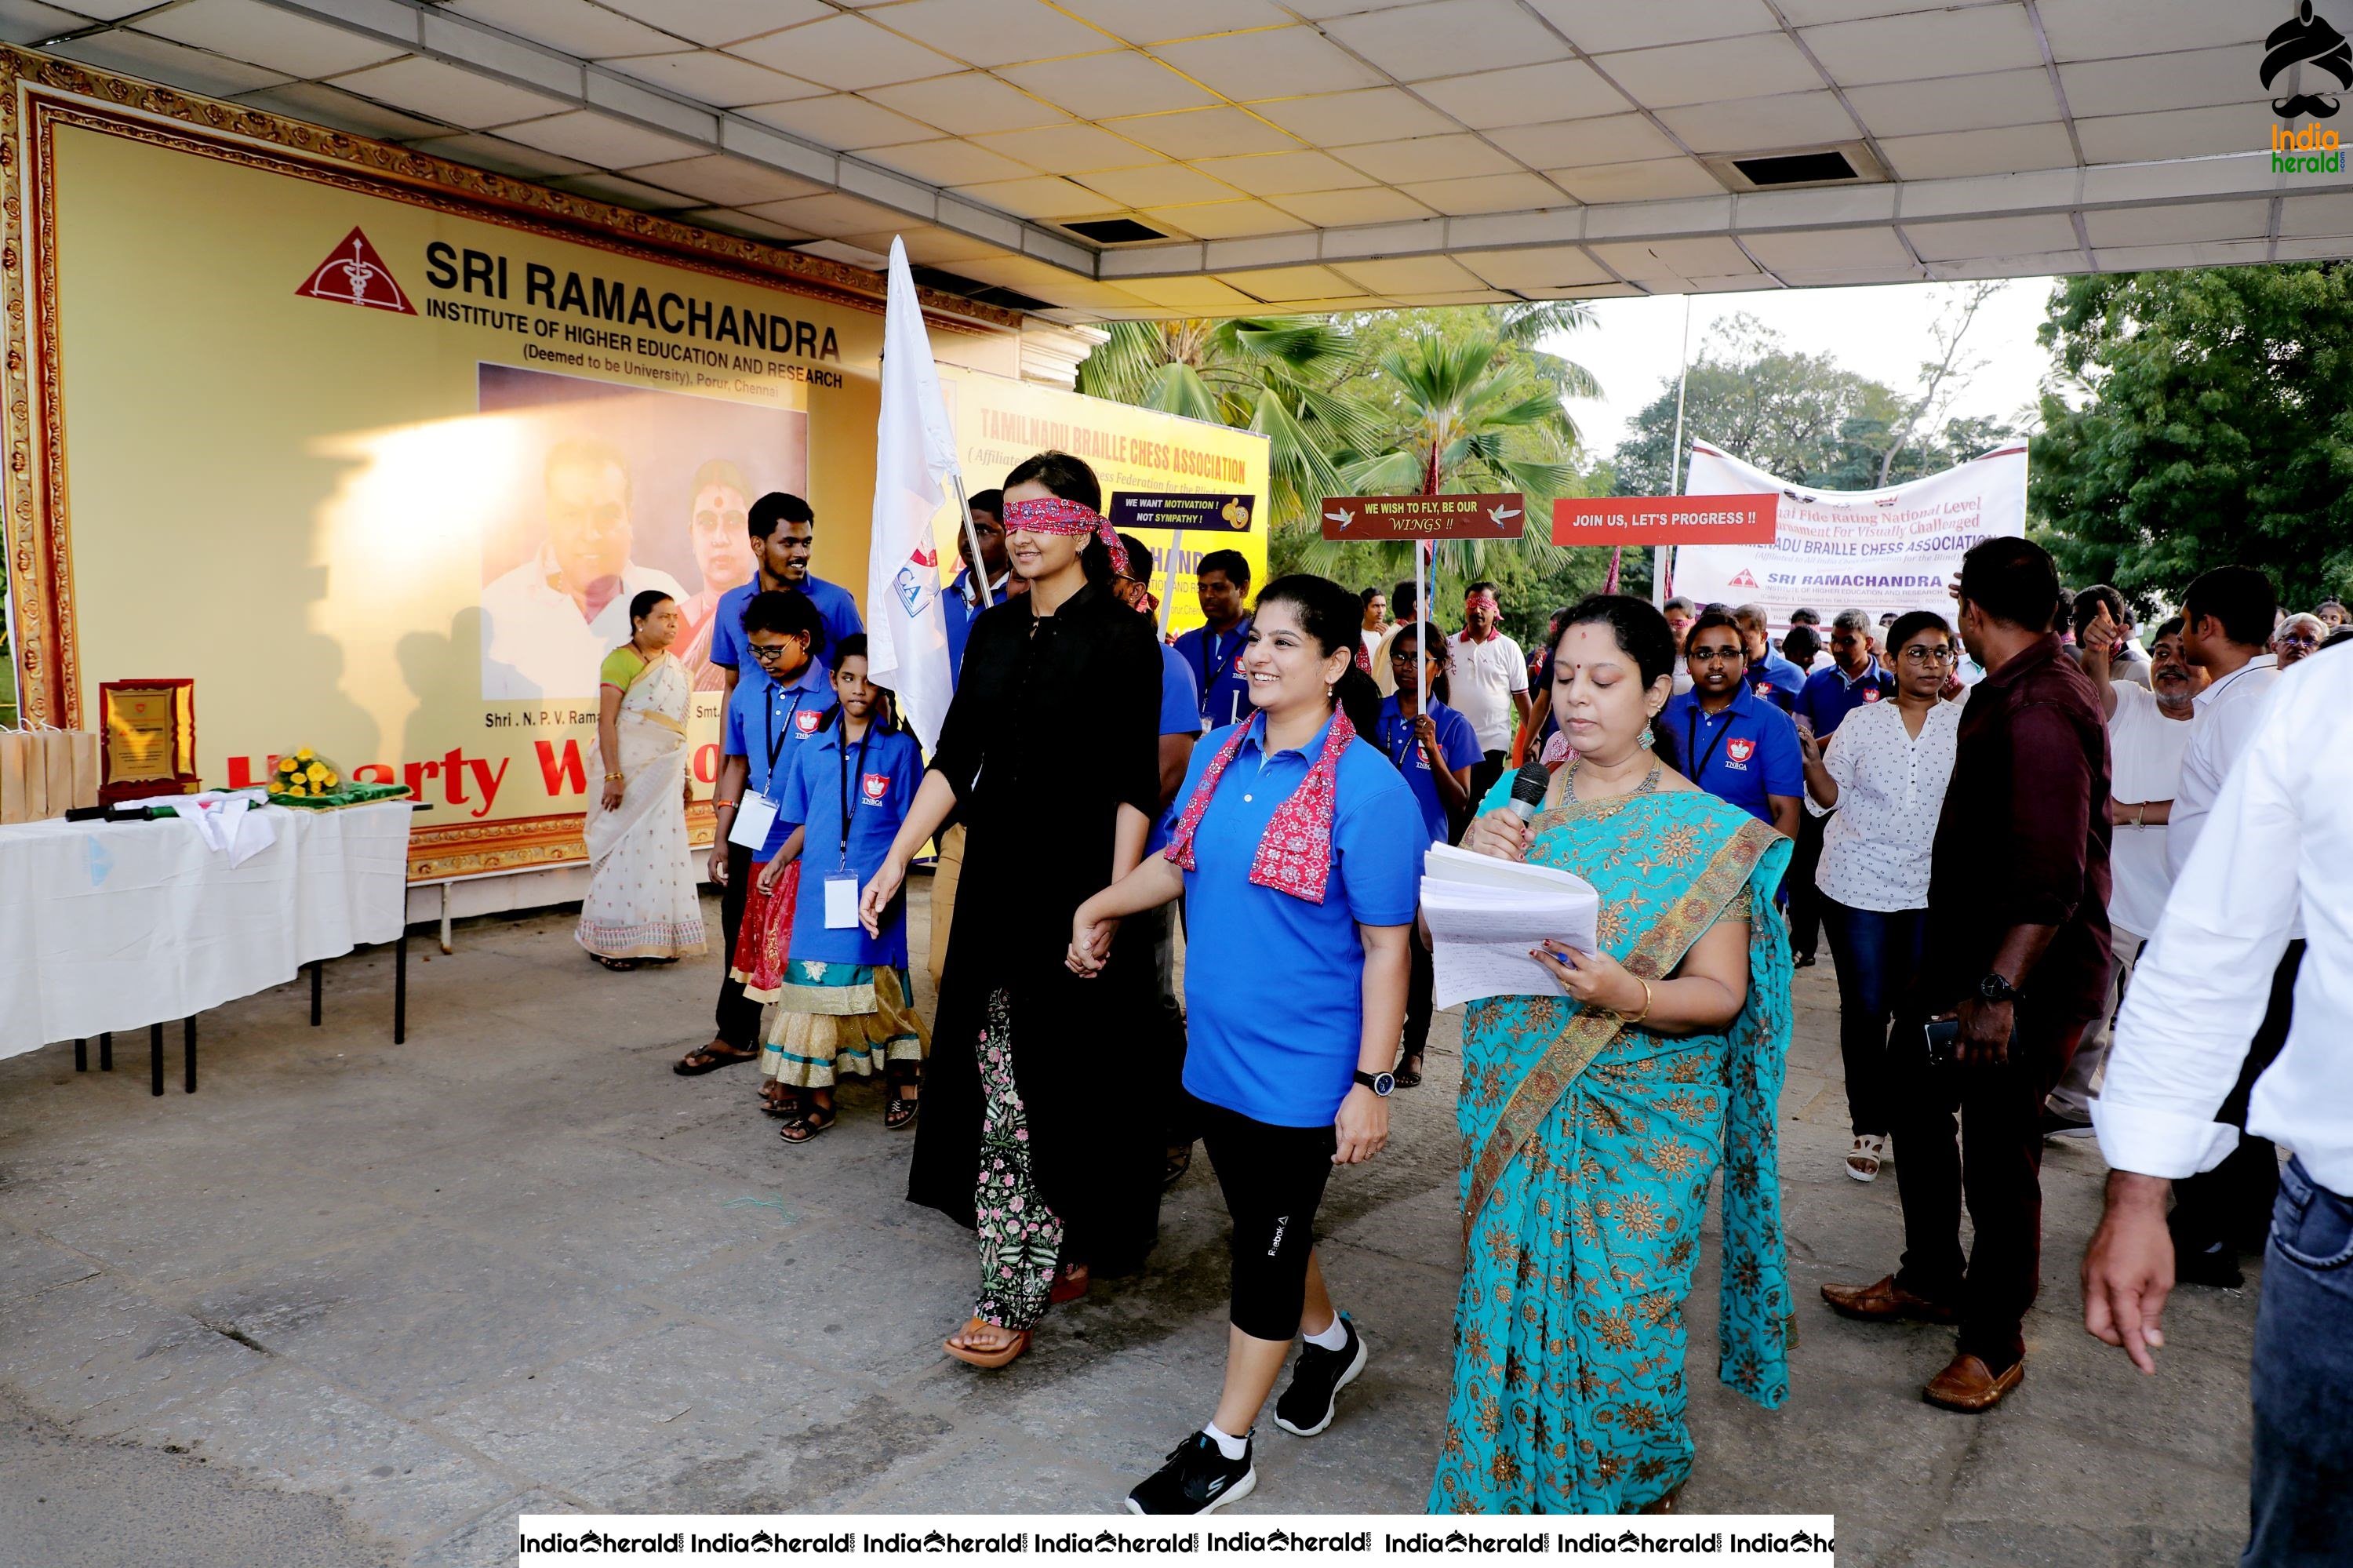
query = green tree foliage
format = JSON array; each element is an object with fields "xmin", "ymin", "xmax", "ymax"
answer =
[
  {"xmin": 2031, "ymin": 266, "xmax": 2353, "ymax": 609},
  {"xmin": 1613, "ymin": 314, "xmax": 2013, "ymax": 497}
]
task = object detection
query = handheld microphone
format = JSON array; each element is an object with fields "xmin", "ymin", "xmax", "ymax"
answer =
[{"xmin": 1503, "ymin": 760, "xmax": 1552, "ymax": 824}]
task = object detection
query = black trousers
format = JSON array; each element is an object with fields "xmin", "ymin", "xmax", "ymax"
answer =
[
  {"xmin": 1787, "ymin": 808, "xmax": 1828, "ymax": 960},
  {"xmin": 1402, "ymin": 938, "xmax": 1435, "ymax": 1063},
  {"xmin": 1469, "ymin": 749, "xmax": 1507, "ymax": 809},
  {"xmin": 2172, "ymin": 941, "xmax": 2306, "ymax": 1259},
  {"xmin": 1890, "ymin": 1001, "xmax": 2087, "ymax": 1368},
  {"xmin": 711, "ymin": 842, "xmax": 762, "ymax": 1049},
  {"xmin": 1199, "ymin": 1101, "xmax": 1338, "ymax": 1341}
]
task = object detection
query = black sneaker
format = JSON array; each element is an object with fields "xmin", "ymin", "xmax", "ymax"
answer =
[
  {"xmin": 1126, "ymin": 1431, "xmax": 1255, "ymax": 1515},
  {"xmin": 1273, "ymin": 1316, "xmax": 1367, "ymax": 1438}
]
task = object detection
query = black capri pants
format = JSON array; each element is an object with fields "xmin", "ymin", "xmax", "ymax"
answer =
[{"xmin": 1198, "ymin": 1099, "xmax": 1338, "ymax": 1341}]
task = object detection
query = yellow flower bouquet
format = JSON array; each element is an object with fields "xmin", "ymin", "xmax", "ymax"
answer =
[{"xmin": 265, "ymin": 747, "xmax": 410, "ymax": 809}]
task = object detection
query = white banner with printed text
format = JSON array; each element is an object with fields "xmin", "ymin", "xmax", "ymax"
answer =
[{"xmin": 1671, "ymin": 442, "xmax": 2028, "ymax": 629}]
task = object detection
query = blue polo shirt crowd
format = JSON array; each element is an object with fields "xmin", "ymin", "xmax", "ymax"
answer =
[
  {"xmin": 1795, "ymin": 656, "xmax": 1896, "ymax": 737},
  {"xmin": 711, "ymin": 573, "xmax": 863, "ymax": 678},
  {"xmin": 1373, "ymin": 693, "xmax": 1482, "ymax": 848},
  {"xmin": 1662, "ymin": 678, "xmax": 1805, "ymax": 828},
  {"xmin": 1175, "ymin": 615, "xmax": 1255, "ymax": 729},
  {"xmin": 722, "ymin": 657, "xmax": 833, "ymax": 860},
  {"xmin": 774, "ymin": 713, "xmax": 926, "ymax": 970}
]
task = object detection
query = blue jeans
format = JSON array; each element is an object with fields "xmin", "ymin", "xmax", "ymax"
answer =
[
  {"xmin": 1819, "ymin": 898, "xmax": 1928, "ymax": 1137},
  {"xmin": 2247, "ymin": 1157, "xmax": 2353, "ymax": 1565}
]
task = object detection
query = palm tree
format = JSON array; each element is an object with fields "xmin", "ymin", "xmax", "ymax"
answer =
[{"xmin": 1075, "ymin": 316, "xmax": 1389, "ymax": 534}]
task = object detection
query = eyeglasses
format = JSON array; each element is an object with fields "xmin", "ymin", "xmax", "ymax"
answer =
[
  {"xmin": 1686, "ymin": 646, "xmax": 1745, "ymax": 663},
  {"xmin": 747, "ymin": 642, "xmax": 795, "ymax": 663},
  {"xmin": 2278, "ymin": 633, "xmax": 2319, "ymax": 649},
  {"xmin": 1899, "ymin": 646, "xmax": 1957, "ymax": 666}
]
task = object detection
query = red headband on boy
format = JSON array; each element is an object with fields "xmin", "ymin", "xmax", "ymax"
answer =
[{"xmin": 1001, "ymin": 496, "xmax": 1129, "ymax": 578}]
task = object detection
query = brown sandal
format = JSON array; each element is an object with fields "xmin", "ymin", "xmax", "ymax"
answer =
[{"xmin": 944, "ymin": 1317, "xmax": 1030, "ymax": 1369}]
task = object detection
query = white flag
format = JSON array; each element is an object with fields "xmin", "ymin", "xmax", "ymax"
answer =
[{"xmin": 865, "ymin": 237, "xmax": 962, "ymax": 751}]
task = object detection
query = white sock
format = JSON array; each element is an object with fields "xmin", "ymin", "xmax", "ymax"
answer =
[
  {"xmin": 1202, "ymin": 1421, "xmax": 1248, "ymax": 1460},
  {"xmin": 1302, "ymin": 1314, "xmax": 1349, "ymax": 1352}
]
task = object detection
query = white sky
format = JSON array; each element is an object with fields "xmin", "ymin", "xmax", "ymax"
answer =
[{"xmin": 1547, "ymin": 278, "xmax": 2063, "ymax": 467}]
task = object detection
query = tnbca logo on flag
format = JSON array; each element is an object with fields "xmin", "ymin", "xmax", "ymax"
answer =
[
  {"xmin": 297, "ymin": 226, "xmax": 415, "ymax": 315},
  {"xmin": 893, "ymin": 540, "xmax": 940, "ymax": 618}
]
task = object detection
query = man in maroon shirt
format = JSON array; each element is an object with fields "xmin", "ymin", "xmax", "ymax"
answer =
[{"xmin": 1822, "ymin": 537, "xmax": 2113, "ymax": 1413}]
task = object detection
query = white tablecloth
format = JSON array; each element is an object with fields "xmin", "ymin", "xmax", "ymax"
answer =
[{"xmin": 0, "ymin": 802, "xmax": 412, "ymax": 1059}]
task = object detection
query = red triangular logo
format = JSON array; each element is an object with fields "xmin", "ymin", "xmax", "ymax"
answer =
[
  {"xmin": 296, "ymin": 226, "xmax": 414, "ymax": 315},
  {"xmin": 1728, "ymin": 568, "xmax": 1758, "ymax": 588}
]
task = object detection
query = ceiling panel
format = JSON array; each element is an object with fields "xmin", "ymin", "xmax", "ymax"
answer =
[
  {"xmin": 1145, "ymin": 199, "xmax": 1314, "ymax": 238},
  {"xmin": 862, "ymin": 73, "xmax": 1067, "ymax": 134},
  {"xmin": 601, "ymin": 50, "xmax": 819, "ymax": 108},
  {"xmin": 444, "ymin": 0, "xmax": 680, "ymax": 59},
  {"xmin": 1545, "ymin": 156, "xmax": 1725, "ymax": 202},
  {"xmin": 1151, "ymin": 27, "xmax": 1385, "ymax": 100},
  {"xmin": 1336, "ymin": 133, "xmax": 1520, "ymax": 184},
  {"xmin": 1076, "ymin": 162, "xmax": 1243, "ymax": 208},
  {"xmin": 740, "ymin": 190, "xmax": 914, "ymax": 235},
  {"xmin": 1487, "ymin": 114, "xmax": 1682, "ymax": 168},
  {"xmin": 998, "ymin": 51, "xmax": 1218, "ymax": 119},
  {"xmin": 1271, "ymin": 186, "xmax": 1439, "ymax": 225},
  {"xmin": 2058, "ymin": 48, "xmax": 2252, "ymax": 119},
  {"xmin": 598, "ymin": 0, "xmax": 831, "ymax": 49},
  {"xmin": 621, "ymin": 152, "xmax": 829, "ymax": 206},
  {"xmin": 329, "ymin": 56, "xmax": 576, "ymax": 128},
  {"xmin": 134, "ymin": 0, "xmax": 406, "ymax": 78},
  {"xmin": 1522, "ymin": 0, "xmax": 1784, "ymax": 54},
  {"xmin": 402, "ymin": 130, "xmax": 594, "ymax": 180},
  {"xmin": 1846, "ymin": 67, "xmax": 2060, "ymax": 138},
  {"xmin": 0, "ymin": 2, "xmax": 85, "ymax": 48},
  {"xmin": 871, "ymin": 0, "xmax": 1111, "ymax": 68},
  {"xmin": 1655, "ymin": 90, "xmax": 1858, "ymax": 154},
  {"xmin": 1798, "ymin": 7, "xmax": 2047, "ymax": 85},
  {"xmin": 2037, "ymin": 0, "xmax": 2258, "ymax": 61},
  {"xmin": 242, "ymin": 82, "xmax": 456, "ymax": 142},
  {"xmin": 49, "ymin": 29, "xmax": 291, "ymax": 97},
  {"xmin": 739, "ymin": 93, "xmax": 938, "ymax": 148},
  {"xmin": 1904, "ymin": 213, "xmax": 2082, "ymax": 262},
  {"xmin": 1252, "ymin": 87, "xmax": 1458, "ymax": 145},
  {"xmin": 1099, "ymin": 106, "xmax": 1301, "ymax": 159},
  {"xmin": 1452, "ymin": 246, "xmax": 1611, "ymax": 289},
  {"xmin": 1408, "ymin": 58, "xmax": 1631, "ymax": 130},
  {"xmin": 2081, "ymin": 199, "xmax": 2272, "ymax": 250},
  {"xmin": 1055, "ymin": 0, "xmax": 1293, "ymax": 44},
  {"xmin": 498, "ymin": 109, "xmax": 713, "ymax": 167},
  {"xmin": 675, "ymin": 206, "xmax": 815, "ymax": 243},
  {"xmin": 1589, "ymin": 235, "xmax": 1757, "ymax": 281},
  {"xmin": 1219, "ymin": 263, "xmax": 1357, "ymax": 300},
  {"xmin": 1771, "ymin": 0, "xmax": 1958, "ymax": 21},
  {"xmin": 1112, "ymin": 274, "xmax": 1270, "ymax": 310},
  {"xmin": 947, "ymin": 174, "xmax": 1107, "ymax": 219},
  {"xmin": 1740, "ymin": 224, "xmax": 1916, "ymax": 273},
  {"xmin": 2075, "ymin": 104, "xmax": 2261, "ymax": 166},
  {"xmin": 1875, "ymin": 122, "xmax": 2076, "ymax": 180},
  {"xmin": 1322, "ymin": 0, "xmax": 1574, "ymax": 83},
  {"xmin": 1331, "ymin": 253, "xmax": 1483, "ymax": 293},
  {"xmin": 1591, "ymin": 35, "xmax": 1824, "ymax": 109},
  {"xmin": 544, "ymin": 170, "xmax": 696, "ymax": 211},
  {"xmin": 972, "ymin": 122, "xmax": 1159, "ymax": 173},
  {"xmin": 727, "ymin": 14, "xmax": 962, "ymax": 91},
  {"xmin": 866, "ymin": 136, "xmax": 1038, "ymax": 185},
  {"xmin": 2279, "ymin": 192, "xmax": 2353, "ymax": 238},
  {"xmin": 1193, "ymin": 149, "xmax": 1380, "ymax": 195},
  {"xmin": 1400, "ymin": 171, "xmax": 1567, "ymax": 215}
]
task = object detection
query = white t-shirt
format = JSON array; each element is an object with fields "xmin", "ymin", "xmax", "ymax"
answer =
[
  {"xmin": 1809, "ymin": 698, "xmax": 1962, "ymax": 911},
  {"xmin": 1362, "ymin": 628, "xmax": 1386, "ymax": 665},
  {"xmin": 480, "ymin": 552, "xmax": 685, "ymax": 701},
  {"xmin": 2106, "ymin": 681, "xmax": 2198, "ymax": 939},
  {"xmin": 1446, "ymin": 630, "xmax": 1528, "ymax": 752},
  {"xmin": 2172, "ymin": 655, "xmax": 2278, "ymax": 879}
]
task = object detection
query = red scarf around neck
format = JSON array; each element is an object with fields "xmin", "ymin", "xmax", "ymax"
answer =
[{"xmin": 1162, "ymin": 707, "xmax": 1357, "ymax": 904}]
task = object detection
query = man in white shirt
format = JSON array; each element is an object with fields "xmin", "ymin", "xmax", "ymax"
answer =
[
  {"xmin": 2082, "ymin": 640, "xmax": 2350, "ymax": 1567},
  {"xmin": 481, "ymin": 439, "xmax": 682, "ymax": 700},
  {"xmin": 2155, "ymin": 567, "xmax": 2293, "ymax": 1286},
  {"xmin": 1446, "ymin": 580, "xmax": 1529, "ymax": 802},
  {"xmin": 2042, "ymin": 613, "xmax": 2204, "ymax": 1133}
]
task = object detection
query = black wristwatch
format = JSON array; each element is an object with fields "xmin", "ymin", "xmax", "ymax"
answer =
[
  {"xmin": 1977, "ymin": 973, "xmax": 2020, "ymax": 1005},
  {"xmin": 1354, "ymin": 1069, "xmax": 1395, "ymax": 1097}
]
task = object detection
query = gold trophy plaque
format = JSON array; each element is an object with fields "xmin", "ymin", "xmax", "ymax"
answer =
[{"xmin": 97, "ymin": 678, "xmax": 199, "ymax": 806}]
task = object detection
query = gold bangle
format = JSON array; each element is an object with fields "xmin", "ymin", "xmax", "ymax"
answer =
[
  {"xmin": 1623, "ymin": 977, "xmax": 1653, "ymax": 1026},
  {"xmin": 603, "ymin": 772, "xmax": 626, "ymax": 782}
]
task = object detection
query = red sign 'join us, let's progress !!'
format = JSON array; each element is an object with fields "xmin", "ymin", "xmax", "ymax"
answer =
[{"xmin": 1551, "ymin": 493, "xmax": 1780, "ymax": 545}]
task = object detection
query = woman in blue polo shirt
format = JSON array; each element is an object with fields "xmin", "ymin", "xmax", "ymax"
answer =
[
  {"xmin": 1662, "ymin": 608, "xmax": 1803, "ymax": 840},
  {"xmin": 1069, "ymin": 573, "xmax": 1419, "ymax": 1516},
  {"xmin": 1377, "ymin": 621, "xmax": 1480, "ymax": 1088},
  {"xmin": 755, "ymin": 636, "xmax": 929, "ymax": 1141}
]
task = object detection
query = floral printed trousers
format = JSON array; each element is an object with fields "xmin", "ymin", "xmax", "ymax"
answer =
[{"xmin": 972, "ymin": 988, "xmax": 1065, "ymax": 1330}]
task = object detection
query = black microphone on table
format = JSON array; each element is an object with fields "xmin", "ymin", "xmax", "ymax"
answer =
[{"xmin": 1502, "ymin": 760, "xmax": 1552, "ymax": 824}]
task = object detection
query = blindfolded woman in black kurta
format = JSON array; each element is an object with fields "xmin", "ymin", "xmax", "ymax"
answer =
[{"xmin": 860, "ymin": 451, "xmax": 1166, "ymax": 1370}]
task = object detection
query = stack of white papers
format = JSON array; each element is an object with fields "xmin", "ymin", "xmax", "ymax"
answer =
[{"xmin": 1420, "ymin": 841, "xmax": 1602, "ymax": 1008}]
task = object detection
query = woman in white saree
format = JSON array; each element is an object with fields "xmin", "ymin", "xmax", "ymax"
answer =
[{"xmin": 577, "ymin": 591, "xmax": 708, "ymax": 969}]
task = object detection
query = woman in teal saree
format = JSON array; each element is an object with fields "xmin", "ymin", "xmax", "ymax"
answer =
[{"xmin": 1430, "ymin": 595, "xmax": 1795, "ymax": 1515}]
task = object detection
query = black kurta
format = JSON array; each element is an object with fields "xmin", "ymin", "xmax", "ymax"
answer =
[{"xmin": 906, "ymin": 579, "xmax": 1167, "ymax": 1271}]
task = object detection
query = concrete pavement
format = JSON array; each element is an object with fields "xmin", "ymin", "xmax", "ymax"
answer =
[{"xmin": 0, "ymin": 883, "xmax": 2257, "ymax": 1565}]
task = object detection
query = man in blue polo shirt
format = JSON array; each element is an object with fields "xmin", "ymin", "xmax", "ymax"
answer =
[
  {"xmin": 943, "ymin": 488, "xmax": 1009, "ymax": 685},
  {"xmin": 1733, "ymin": 602, "xmax": 1805, "ymax": 714},
  {"xmin": 1787, "ymin": 609, "xmax": 1897, "ymax": 966},
  {"xmin": 1173, "ymin": 548, "xmax": 1254, "ymax": 729},
  {"xmin": 1666, "ymin": 609, "xmax": 1804, "ymax": 843},
  {"xmin": 708, "ymin": 493, "xmax": 862, "ymax": 700}
]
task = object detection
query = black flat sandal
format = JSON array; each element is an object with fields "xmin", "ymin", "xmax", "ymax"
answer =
[
  {"xmin": 884, "ymin": 1090, "xmax": 919, "ymax": 1131},
  {"xmin": 1394, "ymin": 1053, "xmax": 1424, "ymax": 1089},
  {"xmin": 674, "ymin": 1043, "xmax": 758, "ymax": 1075},
  {"xmin": 779, "ymin": 1103, "xmax": 835, "ymax": 1144}
]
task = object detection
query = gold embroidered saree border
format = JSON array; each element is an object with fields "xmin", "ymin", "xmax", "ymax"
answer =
[{"xmin": 1461, "ymin": 812, "xmax": 1778, "ymax": 1244}]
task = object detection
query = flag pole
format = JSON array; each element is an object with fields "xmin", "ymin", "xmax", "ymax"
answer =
[
  {"xmin": 949, "ymin": 471, "xmax": 991, "ymax": 609},
  {"xmin": 1657, "ymin": 294, "xmax": 1694, "ymax": 607},
  {"xmin": 1157, "ymin": 527, "xmax": 1180, "ymax": 639},
  {"xmin": 1416, "ymin": 539, "xmax": 1429, "ymax": 715}
]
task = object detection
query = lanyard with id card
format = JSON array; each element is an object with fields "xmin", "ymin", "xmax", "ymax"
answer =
[
  {"xmin": 728, "ymin": 685, "xmax": 801, "ymax": 850},
  {"xmin": 824, "ymin": 726, "xmax": 870, "ymax": 929}
]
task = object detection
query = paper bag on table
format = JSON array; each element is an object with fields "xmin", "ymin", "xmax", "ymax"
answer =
[
  {"xmin": 68, "ymin": 729, "xmax": 100, "ymax": 809},
  {"xmin": 40, "ymin": 730, "xmax": 74, "ymax": 817},
  {"xmin": 0, "ymin": 730, "xmax": 37, "ymax": 823}
]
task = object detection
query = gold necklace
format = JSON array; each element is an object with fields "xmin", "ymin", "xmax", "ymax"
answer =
[{"xmin": 1554, "ymin": 757, "xmax": 1664, "ymax": 818}]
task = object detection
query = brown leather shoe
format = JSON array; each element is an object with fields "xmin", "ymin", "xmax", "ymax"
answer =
[
  {"xmin": 1922, "ymin": 1352, "xmax": 2024, "ymax": 1413},
  {"xmin": 1820, "ymin": 1274, "xmax": 1959, "ymax": 1324}
]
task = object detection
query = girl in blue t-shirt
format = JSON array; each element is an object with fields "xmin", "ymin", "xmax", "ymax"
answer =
[
  {"xmin": 1068, "ymin": 574, "xmax": 1420, "ymax": 1516},
  {"xmin": 1376, "ymin": 622, "xmax": 1482, "ymax": 1088},
  {"xmin": 752, "ymin": 637, "xmax": 929, "ymax": 1143}
]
